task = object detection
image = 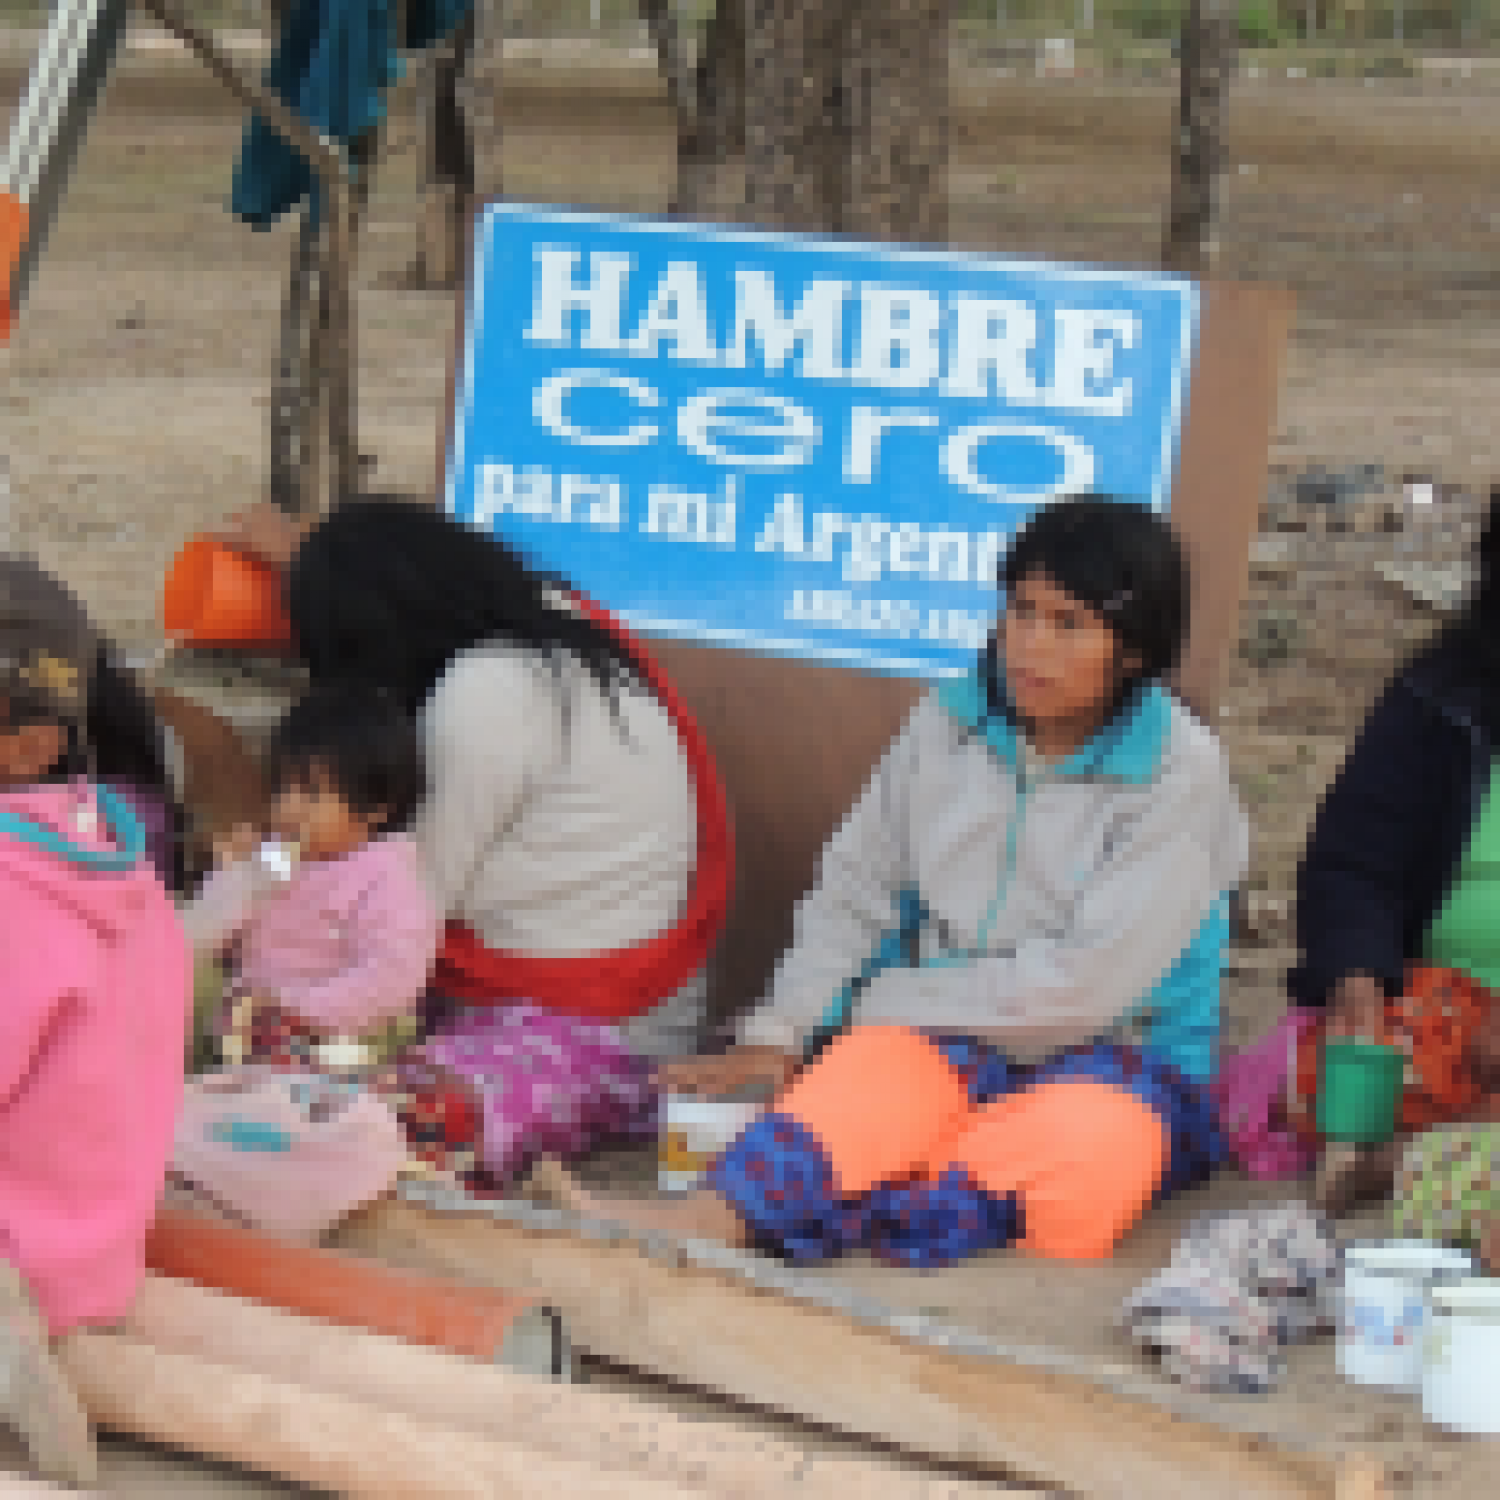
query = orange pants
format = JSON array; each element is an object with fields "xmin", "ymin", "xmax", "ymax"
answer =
[{"xmin": 774, "ymin": 1026, "xmax": 1173, "ymax": 1261}]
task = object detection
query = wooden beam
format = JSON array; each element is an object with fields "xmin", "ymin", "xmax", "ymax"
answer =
[
  {"xmin": 127, "ymin": 1271, "xmax": 1002, "ymax": 1500},
  {"xmin": 57, "ymin": 1329, "xmax": 711, "ymax": 1500},
  {"xmin": 135, "ymin": 0, "xmax": 358, "ymax": 512},
  {"xmin": 335, "ymin": 1188, "xmax": 1351, "ymax": 1500}
]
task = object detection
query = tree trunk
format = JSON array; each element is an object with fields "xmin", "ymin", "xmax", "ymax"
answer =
[
  {"xmin": 841, "ymin": 0, "xmax": 949, "ymax": 244},
  {"xmin": 742, "ymin": 0, "xmax": 853, "ymax": 234},
  {"xmin": 417, "ymin": 11, "xmax": 477, "ymax": 289},
  {"xmin": 1162, "ymin": 0, "xmax": 1237, "ymax": 280},
  {"xmin": 742, "ymin": 0, "xmax": 949, "ymax": 242},
  {"xmin": 654, "ymin": 0, "xmax": 747, "ymax": 222},
  {"xmin": 458, "ymin": 0, "xmax": 506, "ymax": 204}
]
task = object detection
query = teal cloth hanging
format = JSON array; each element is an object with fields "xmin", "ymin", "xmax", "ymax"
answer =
[{"xmin": 231, "ymin": 0, "xmax": 474, "ymax": 230}]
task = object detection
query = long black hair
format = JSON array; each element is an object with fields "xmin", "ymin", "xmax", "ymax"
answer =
[
  {"xmin": 89, "ymin": 645, "xmax": 189, "ymax": 892},
  {"xmin": 991, "ymin": 494, "xmax": 1190, "ymax": 723},
  {"xmin": 266, "ymin": 681, "xmax": 425, "ymax": 835},
  {"xmin": 284, "ymin": 497, "xmax": 648, "ymax": 716},
  {"xmin": 1420, "ymin": 485, "xmax": 1500, "ymax": 738}
]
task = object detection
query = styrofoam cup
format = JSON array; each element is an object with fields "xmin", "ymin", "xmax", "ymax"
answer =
[
  {"xmin": 1338, "ymin": 1240, "xmax": 1474, "ymax": 1392},
  {"xmin": 657, "ymin": 1095, "xmax": 759, "ymax": 1194},
  {"xmin": 1422, "ymin": 1278, "xmax": 1500, "ymax": 1434}
]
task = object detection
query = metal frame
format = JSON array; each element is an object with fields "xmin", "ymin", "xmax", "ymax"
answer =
[{"xmin": 3, "ymin": 0, "xmax": 133, "ymax": 323}]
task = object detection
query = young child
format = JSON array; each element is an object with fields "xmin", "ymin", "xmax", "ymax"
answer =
[
  {"xmin": 182, "ymin": 681, "xmax": 440, "ymax": 1075},
  {"xmin": 0, "ymin": 557, "xmax": 191, "ymax": 1485}
]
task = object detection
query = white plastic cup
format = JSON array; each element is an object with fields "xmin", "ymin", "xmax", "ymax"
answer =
[
  {"xmin": 255, "ymin": 839, "xmax": 299, "ymax": 883},
  {"xmin": 657, "ymin": 1095, "xmax": 760, "ymax": 1194},
  {"xmin": 1338, "ymin": 1241, "xmax": 1474, "ymax": 1392},
  {"xmin": 1422, "ymin": 1279, "xmax": 1500, "ymax": 1434}
]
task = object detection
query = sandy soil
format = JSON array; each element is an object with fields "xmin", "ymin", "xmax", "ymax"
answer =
[{"xmin": 3, "ymin": 28, "xmax": 1500, "ymax": 1492}]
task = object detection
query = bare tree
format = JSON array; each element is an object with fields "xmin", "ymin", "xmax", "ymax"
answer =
[
  {"xmin": 1162, "ymin": 0, "xmax": 1238, "ymax": 279},
  {"xmin": 842, "ymin": 0, "xmax": 948, "ymax": 245},
  {"xmin": 741, "ymin": 0, "xmax": 949, "ymax": 242}
]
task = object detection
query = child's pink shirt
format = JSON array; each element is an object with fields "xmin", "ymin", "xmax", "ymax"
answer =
[{"xmin": 185, "ymin": 834, "xmax": 440, "ymax": 1034}]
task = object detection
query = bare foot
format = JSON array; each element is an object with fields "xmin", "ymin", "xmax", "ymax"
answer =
[
  {"xmin": 520, "ymin": 1159, "xmax": 750, "ymax": 1249},
  {"xmin": 520, "ymin": 1157, "xmax": 596, "ymax": 1216},
  {"xmin": 0, "ymin": 1264, "xmax": 97, "ymax": 1487}
]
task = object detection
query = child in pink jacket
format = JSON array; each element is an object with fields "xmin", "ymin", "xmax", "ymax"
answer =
[
  {"xmin": 175, "ymin": 683, "xmax": 440, "ymax": 1237},
  {"xmin": 0, "ymin": 558, "xmax": 191, "ymax": 1486}
]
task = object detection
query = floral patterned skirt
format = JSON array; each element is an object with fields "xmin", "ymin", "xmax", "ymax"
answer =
[{"xmin": 213, "ymin": 984, "xmax": 658, "ymax": 1195}]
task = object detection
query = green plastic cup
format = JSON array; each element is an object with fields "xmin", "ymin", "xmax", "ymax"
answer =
[{"xmin": 1318, "ymin": 1040, "xmax": 1406, "ymax": 1144}]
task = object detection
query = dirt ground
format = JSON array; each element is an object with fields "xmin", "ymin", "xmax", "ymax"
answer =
[{"xmin": 3, "ymin": 25, "xmax": 1500, "ymax": 1493}]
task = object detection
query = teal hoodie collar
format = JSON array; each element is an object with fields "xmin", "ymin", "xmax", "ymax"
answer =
[
  {"xmin": 0, "ymin": 783, "xmax": 145, "ymax": 873},
  {"xmin": 936, "ymin": 659, "xmax": 1171, "ymax": 784}
]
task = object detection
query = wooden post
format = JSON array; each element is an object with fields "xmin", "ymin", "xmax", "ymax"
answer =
[
  {"xmin": 136, "ymin": 0, "xmax": 358, "ymax": 517},
  {"xmin": 1162, "ymin": 0, "xmax": 1238, "ymax": 279}
]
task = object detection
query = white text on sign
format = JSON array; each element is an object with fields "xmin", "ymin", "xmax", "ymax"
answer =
[{"xmin": 522, "ymin": 251, "xmax": 1142, "ymax": 505}]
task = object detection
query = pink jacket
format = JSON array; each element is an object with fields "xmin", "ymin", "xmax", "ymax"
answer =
[
  {"xmin": 0, "ymin": 783, "xmax": 190, "ymax": 1336},
  {"xmin": 185, "ymin": 834, "xmax": 439, "ymax": 1035}
]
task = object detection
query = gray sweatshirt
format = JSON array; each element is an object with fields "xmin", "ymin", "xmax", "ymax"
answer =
[{"xmin": 737, "ymin": 667, "xmax": 1249, "ymax": 1081}]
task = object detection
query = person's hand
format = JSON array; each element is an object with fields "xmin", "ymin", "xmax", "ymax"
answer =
[
  {"xmin": 213, "ymin": 502, "xmax": 310, "ymax": 574},
  {"xmin": 657, "ymin": 1046, "xmax": 798, "ymax": 1100},
  {"xmin": 1327, "ymin": 972, "xmax": 1388, "ymax": 1042},
  {"xmin": 211, "ymin": 823, "xmax": 260, "ymax": 871}
]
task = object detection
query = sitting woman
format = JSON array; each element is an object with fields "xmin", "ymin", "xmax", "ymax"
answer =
[
  {"xmin": 213, "ymin": 496, "xmax": 732, "ymax": 1191},
  {"xmin": 535, "ymin": 495, "xmax": 1249, "ymax": 1268},
  {"xmin": 1287, "ymin": 487, "xmax": 1500, "ymax": 1223}
]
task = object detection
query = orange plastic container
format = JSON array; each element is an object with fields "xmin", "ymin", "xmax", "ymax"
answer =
[
  {"xmin": 146, "ymin": 1206, "xmax": 569, "ymax": 1376},
  {"xmin": 161, "ymin": 534, "xmax": 295, "ymax": 652}
]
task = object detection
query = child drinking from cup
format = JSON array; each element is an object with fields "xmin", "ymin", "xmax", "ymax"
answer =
[
  {"xmin": 182, "ymin": 680, "xmax": 440, "ymax": 1077},
  {"xmin": 0, "ymin": 558, "xmax": 191, "ymax": 1484}
]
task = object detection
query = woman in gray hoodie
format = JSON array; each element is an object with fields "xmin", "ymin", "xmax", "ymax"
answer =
[{"xmin": 537, "ymin": 495, "xmax": 1248, "ymax": 1269}]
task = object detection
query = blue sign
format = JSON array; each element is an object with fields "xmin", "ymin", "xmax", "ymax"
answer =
[{"xmin": 446, "ymin": 204, "xmax": 1199, "ymax": 678}]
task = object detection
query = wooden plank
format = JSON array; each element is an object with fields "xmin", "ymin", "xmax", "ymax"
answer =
[
  {"xmin": 334, "ymin": 1188, "xmax": 1346, "ymax": 1500},
  {"xmin": 1169, "ymin": 280, "xmax": 1296, "ymax": 728}
]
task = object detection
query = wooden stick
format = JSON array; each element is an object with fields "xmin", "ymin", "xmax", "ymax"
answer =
[
  {"xmin": 337, "ymin": 1191, "xmax": 1344, "ymax": 1500},
  {"xmin": 133, "ymin": 0, "xmax": 347, "ymax": 191},
  {"xmin": 58, "ymin": 1330, "xmax": 710, "ymax": 1500},
  {"xmin": 127, "ymin": 1273, "xmax": 998, "ymax": 1499}
]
